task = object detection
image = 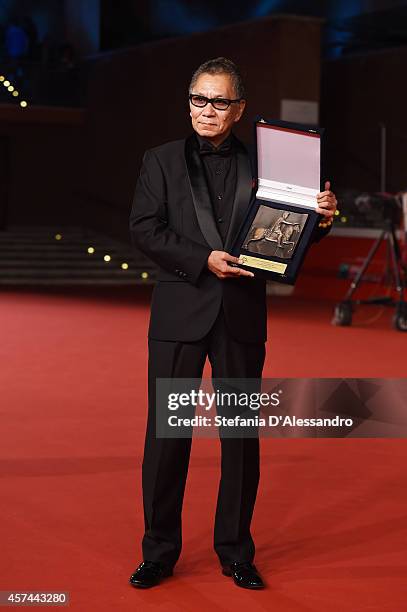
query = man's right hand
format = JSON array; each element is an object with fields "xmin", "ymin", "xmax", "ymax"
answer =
[{"xmin": 207, "ymin": 251, "xmax": 254, "ymax": 279}]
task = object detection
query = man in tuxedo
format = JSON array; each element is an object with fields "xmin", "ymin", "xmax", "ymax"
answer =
[{"xmin": 128, "ymin": 57, "xmax": 337, "ymax": 589}]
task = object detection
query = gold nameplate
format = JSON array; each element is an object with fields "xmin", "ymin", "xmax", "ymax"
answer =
[{"xmin": 239, "ymin": 254, "xmax": 287, "ymax": 275}]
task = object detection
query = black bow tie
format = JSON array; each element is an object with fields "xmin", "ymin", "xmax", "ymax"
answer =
[{"xmin": 199, "ymin": 138, "xmax": 233, "ymax": 157}]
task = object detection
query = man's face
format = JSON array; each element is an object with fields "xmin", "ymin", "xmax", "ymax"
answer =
[{"xmin": 189, "ymin": 72, "xmax": 246, "ymax": 146}]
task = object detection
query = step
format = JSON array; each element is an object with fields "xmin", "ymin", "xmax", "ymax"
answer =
[
  {"xmin": 0, "ymin": 278, "xmax": 155, "ymax": 286},
  {"xmin": 0, "ymin": 260, "xmax": 154, "ymax": 269},
  {"xmin": 0, "ymin": 225, "xmax": 158, "ymax": 285},
  {"xmin": 0, "ymin": 268, "xmax": 156, "ymax": 278}
]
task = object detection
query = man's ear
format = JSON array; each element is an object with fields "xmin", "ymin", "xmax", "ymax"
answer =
[{"xmin": 234, "ymin": 99, "xmax": 246, "ymax": 122}]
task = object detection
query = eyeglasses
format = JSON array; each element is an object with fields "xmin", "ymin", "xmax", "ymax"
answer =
[{"xmin": 189, "ymin": 93, "xmax": 242, "ymax": 111}]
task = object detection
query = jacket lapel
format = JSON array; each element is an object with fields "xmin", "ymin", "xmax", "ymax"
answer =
[
  {"xmin": 184, "ymin": 134, "xmax": 223, "ymax": 251},
  {"xmin": 224, "ymin": 138, "xmax": 254, "ymax": 252}
]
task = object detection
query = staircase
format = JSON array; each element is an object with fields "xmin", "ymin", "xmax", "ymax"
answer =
[{"xmin": 0, "ymin": 226, "xmax": 157, "ymax": 286}]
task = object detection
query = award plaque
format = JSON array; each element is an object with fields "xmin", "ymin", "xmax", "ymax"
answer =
[{"xmin": 231, "ymin": 117, "xmax": 324, "ymax": 284}]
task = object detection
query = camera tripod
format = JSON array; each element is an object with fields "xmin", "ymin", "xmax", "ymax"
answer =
[{"xmin": 332, "ymin": 219, "xmax": 407, "ymax": 331}]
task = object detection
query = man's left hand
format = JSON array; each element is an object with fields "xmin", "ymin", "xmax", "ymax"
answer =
[{"xmin": 316, "ymin": 181, "xmax": 337, "ymax": 218}]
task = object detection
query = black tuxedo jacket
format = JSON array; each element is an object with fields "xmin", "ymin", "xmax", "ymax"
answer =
[{"xmin": 129, "ymin": 133, "xmax": 329, "ymax": 343}]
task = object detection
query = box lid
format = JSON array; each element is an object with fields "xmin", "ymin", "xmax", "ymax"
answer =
[{"xmin": 256, "ymin": 118, "xmax": 322, "ymax": 209}]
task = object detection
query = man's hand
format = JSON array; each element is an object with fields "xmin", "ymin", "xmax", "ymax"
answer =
[
  {"xmin": 207, "ymin": 251, "xmax": 254, "ymax": 279},
  {"xmin": 316, "ymin": 181, "xmax": 337, "ymax": 217}
]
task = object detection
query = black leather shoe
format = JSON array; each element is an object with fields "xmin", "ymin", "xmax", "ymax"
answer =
[
  {"xmin": 222, "ymin": 561, "xmax": 265, "ymax": 589},
  {"xmin": 129, "ymin": 561, "xmax": 173, "ymax": 589}
]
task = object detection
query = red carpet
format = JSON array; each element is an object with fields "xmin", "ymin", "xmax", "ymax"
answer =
[{"xmin": 1, "ymin": 286, "xmax": 406, "ymax": 611}]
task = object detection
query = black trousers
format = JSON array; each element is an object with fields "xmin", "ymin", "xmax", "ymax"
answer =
[{"xmin": 141, "ymin": 307, "xmax": 266, "ymax": 568}]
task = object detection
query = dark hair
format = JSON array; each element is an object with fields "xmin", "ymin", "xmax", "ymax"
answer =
[{"xmin": 189, "ymin": 57, "xmax": 246, "ymax": 99}]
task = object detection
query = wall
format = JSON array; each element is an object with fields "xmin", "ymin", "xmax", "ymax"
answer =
[
  {"xmin": 0, "ymin": 106, "xmax": 84, "ymax": 228},
  {"xmin": 321, "ymin": 46, "xmax": 407, "ymax": 193}
]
